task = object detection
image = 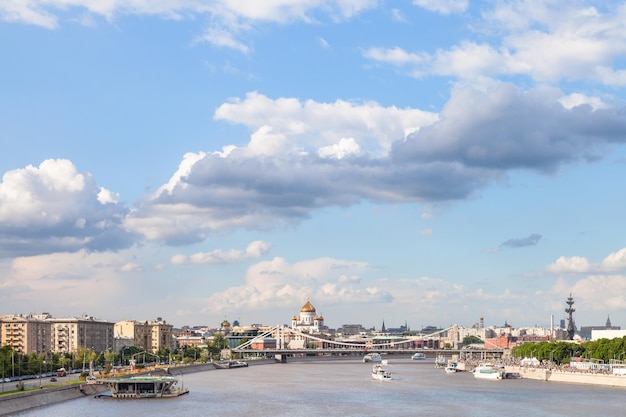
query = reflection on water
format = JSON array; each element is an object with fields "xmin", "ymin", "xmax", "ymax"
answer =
[{"xmin": 13, "ymin": 358, "xmax": 626, "ymax": 417}]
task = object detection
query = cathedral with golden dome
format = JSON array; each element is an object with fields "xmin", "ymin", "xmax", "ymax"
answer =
[{"xmin": 291, "ymin": 298, "xmax": 327, "ymax": 334}]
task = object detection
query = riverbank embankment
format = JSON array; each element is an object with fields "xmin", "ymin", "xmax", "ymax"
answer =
[
  {"xmin": 506, "ymin": 366, "xmax": 626, "ymax": 388},
  {"xmin": 0, "ymin": 383, "xmax": 108, "ymax": 416},
  {"xmin": 0, "ymin": 359, "xmax": 276, "ymax": 416}
]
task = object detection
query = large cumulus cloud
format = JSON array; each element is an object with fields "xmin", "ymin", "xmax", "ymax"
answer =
[
  {"xmin": 125, "ymin": 84, "xmax": 626, "ymax": 243},
  {"xmin": 0, "ymin": 159, "xmax": 134, "ymax": 257},
  {"xmin": 393, "ymin": 85, "xmax": 626, "ymax": 170}
]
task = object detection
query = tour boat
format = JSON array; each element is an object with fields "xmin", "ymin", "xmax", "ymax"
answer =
[
  {"xmin": 371, "ymin": 364, "xmax": 392, "ymax": 381},
  {"xmin": 96, "ymin": 376, "xmax": 189, "ymax": 399}
]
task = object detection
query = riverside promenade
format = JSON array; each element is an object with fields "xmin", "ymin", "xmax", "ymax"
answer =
[{"xmin": 506, "ymin": 365, "xmax": 626, "ymax": 388}]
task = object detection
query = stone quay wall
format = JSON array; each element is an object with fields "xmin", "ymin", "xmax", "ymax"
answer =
[
  {"xmin": 506, "ymin": 366, "xmax": 626, "ymax": 388},
  {"xmin": 0, "ymin": 383, "xmax": 108, "ymax": 417}
]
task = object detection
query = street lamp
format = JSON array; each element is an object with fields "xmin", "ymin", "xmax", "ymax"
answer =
[{"xmin": 39, "ymin": 360, "xmax": 46, "ymax": 388}]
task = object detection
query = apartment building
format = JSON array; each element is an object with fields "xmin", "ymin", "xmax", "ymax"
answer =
[
  {"xmin": 114, "ymin": 318, "xmax": 174, "ymax": 354},
  {"xmin": 48, "ymin": 315, "xmax": 115, "ymax": 354},
  {"xmin": 0, "ymin": 314, "xmax": 52, "ymax": 354}
]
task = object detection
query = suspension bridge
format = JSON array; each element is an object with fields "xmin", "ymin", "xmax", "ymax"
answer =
[{"xmin": 230, "ymin": 325, "xmax": 504, "ymax": 361}]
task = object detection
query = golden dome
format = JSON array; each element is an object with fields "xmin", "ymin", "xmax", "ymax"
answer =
[{"xmin": 300, "ymin": 299, "xmax": 316, "ymax": 313}]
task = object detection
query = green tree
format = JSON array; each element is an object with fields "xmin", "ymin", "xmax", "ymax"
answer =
[{"xmin": 462, "ymin": 335, "xmax": 483, "ymax": 346}]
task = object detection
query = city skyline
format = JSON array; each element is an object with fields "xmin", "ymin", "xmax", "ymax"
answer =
[{"xmin": 1, "ymin": 1, "xmax": 626, "ymax": 329}]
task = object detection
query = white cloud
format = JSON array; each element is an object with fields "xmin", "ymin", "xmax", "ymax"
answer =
[
  {"xmin": 171, "ymin": 240, "xmax": 271, "ymax": 265},
  {"xmin": 546, "ymin": 255, "xmax": 590, "ymax": 273},
  {"xmin": 546, "ymin": 248, "xmax": 626, "ymax": 274},
  {"xmin": 0, "ymin": 249, "xmax": 137, "ymax": 315},
  {"xmin": 317, "ymin": 138, "xmax": 361, "ymax": 159},
  {"xmin": 600, "ymin": 248, "xmax": 626, "ymax": 272},
  {"xmin": 1, "ymin": 0, "xmax": 379, "ymax": 52},
  {"xmin": 198, "ymin": 257, "xmax": 550, "ymax": 327},
  {"xmin": 98, "ymin": 187, "xmax": 119, "ymax": 204},
  {"xmin": 367, "ymin": 1, "xmax": 626, "ymax": 86},
  {"xmin": 195, "ymin": 28, "xmax": 251, "ymax": 54},
  {"xmin": 124, "ymin": 85, "xmax": 626, "ymax": 244},
  {"xmin": 0, "ymin": 1, "xmax": 58, "ymax": 29},
  {"xmin": 203, "ymin": 256, "xmax": 381, "ymax": 313},
  {"xmin": 363, "ymin": 47, "xmax": 427, "ymax": 67},
  {"xmin": 119, "ymin": 262, "xmax": 143, "ymax": 272},
  {"xmin": 0, "ymin": 159, "xmax": 131, "ymax": 257},
  {"xmin": 412, "ymin": 0, "xmax": 468, "ymax": 15},
  {"xmin": 214, "ymin": 91, "xmax": 436, "ymax": 155},
  {"xmin": 553, "ymin": 275, "xmax": 626, "ymax": 311},
  {"xmin": 559, "ymin": 93, "xmax": 606, "ymax": 111},
  {"xmin": 390, "ymin": 8, "xmax": 407, "ymax": 23}
]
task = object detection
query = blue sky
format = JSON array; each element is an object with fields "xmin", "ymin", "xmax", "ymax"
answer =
[{"xmin": 1, "ymin": 0, "xmax": 626, "ymax": 331}]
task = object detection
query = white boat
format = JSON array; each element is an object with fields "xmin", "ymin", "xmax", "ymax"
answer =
[
  {"xmin": 411, "ymin": 352, "xmax": 426, "ymax": 360},
  {"xmin": 444, "ymin": 359, "xmax": 459, "ymax": 373},
  {"xmin": 363, "ymin": 353, "xmax": 382, "ymax": 363},
  {"xmin": 97, "ymin": 376, "xmax": 189, "ymax": 399},
  {"xmin": 213, "ymin": 360, "xmax": 248, "ymax": 369},
  {"xmin": 371, "ymin": 364, "xmax": 392, "ymax": 381},
  {"xmin": 473, "ymin": 363, "xmax": 505, "ymax": 380},
  {"xmin": 435, "ymin": 354, "xmax": 447, "ymax": 367}
]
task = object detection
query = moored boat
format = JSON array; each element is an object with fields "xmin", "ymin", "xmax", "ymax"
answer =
[
  {"xmin": 363, "ymin": 353, "xmax": 382, "ymax": 363},
  {"xmin": 371, "ymin": 364, "xmax": 392, "ymax": 381},
  {"xmin": 97, "ymin": 376, "xmax": 189, "ymax": 399},
  {"xmin": 213, "ymin": 360, "xmax": 249, "ymax": 369},
  {"xmin": 473, "ymin": 363, "xmax": 505, "ymax": 380},
  {"xmin": 445, "ymin": 362, "xmax": 459, "ymax": 373}
]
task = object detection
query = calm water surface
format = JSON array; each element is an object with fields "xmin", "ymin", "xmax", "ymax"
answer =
[{"xmin": 13, "ymin": 358, "xmax": 624, "ymax": 416}]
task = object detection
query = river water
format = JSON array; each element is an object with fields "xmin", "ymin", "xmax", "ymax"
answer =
[{"xmin": 12, "ymin": 358, "xmax": 624, "ymax": 416}]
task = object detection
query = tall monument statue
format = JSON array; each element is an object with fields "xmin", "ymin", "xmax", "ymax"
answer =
[{"xmin": 565, "ymin": 293, "xmax": 576, "ymax": 340}]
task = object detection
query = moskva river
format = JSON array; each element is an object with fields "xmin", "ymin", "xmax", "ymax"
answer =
[{"xmin": 13, "ymin": 357, "xmax": 626, "ymax": 416}]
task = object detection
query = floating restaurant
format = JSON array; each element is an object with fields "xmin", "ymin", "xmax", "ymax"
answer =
[{"xmin": 96, "ymin": 376, "xmax": 189, "ymax": 399}]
